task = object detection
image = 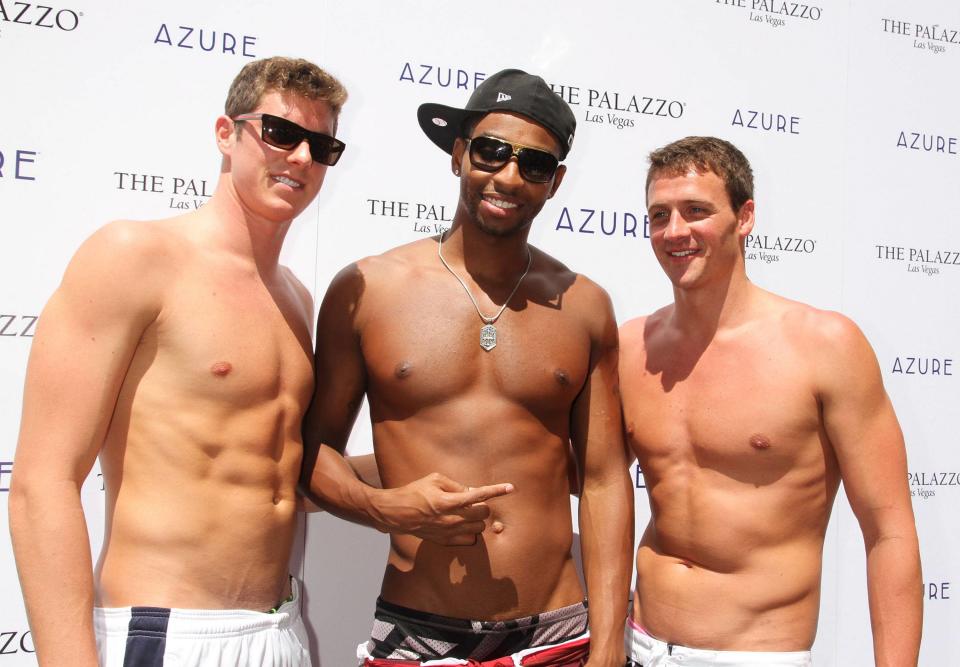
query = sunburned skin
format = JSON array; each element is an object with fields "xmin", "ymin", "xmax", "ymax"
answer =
[
  {"xmin": 621, "ymin": 301, "xmax": 839, "ymax": 651},
  {"xmin": 94, "ymin": 216, "xmax": 314, "ymax": 612},
  {"xmin": 8, "ymin": 73, "xmax": 348, "ymax": 667},
  {"xmin": 619, "ymin": 163, "xmax": 920, "ymax": 662}
]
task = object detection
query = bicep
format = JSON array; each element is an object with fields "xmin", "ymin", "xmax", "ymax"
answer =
[
  {"xmin": 16, "ymin": 235, "xmax": 160, "ymax": 483},
  {"xmin": 571, "ymin": 301, "xmax": 628, "ymax": 481},
  {"xmin": 303, "ymin": 265, "xmax": 368, "ymax": 455},
  {"xmin": 820, "ymin": 323, "xmax": 911, "ymax": 534}
]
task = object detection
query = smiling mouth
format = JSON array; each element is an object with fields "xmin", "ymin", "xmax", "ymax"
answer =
[
  {"xmin": 272, "ymin": 175, "xmax": 303, "ymax": 189},
  {"xmin": 668, "ymin": 249, "xmax": 699, "ymax": 257},
  {"xmin": 483, "ymin": 195, "xmax": 518, "ymax": 210}
]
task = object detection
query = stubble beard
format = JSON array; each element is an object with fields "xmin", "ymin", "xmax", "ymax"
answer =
[{"xmin": 463, "ymin": 190, "xmax": 539, "ymax": 239}]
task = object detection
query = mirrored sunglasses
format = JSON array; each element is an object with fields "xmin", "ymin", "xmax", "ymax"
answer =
[{"xmin": 467, "ymin": 136, "xmax": 560, "ymax": 183}]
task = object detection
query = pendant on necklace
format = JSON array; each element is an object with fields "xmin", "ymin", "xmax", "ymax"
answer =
[{"xmin": 480, "ymin": 324, "xmax": 497, "ymax": 351}]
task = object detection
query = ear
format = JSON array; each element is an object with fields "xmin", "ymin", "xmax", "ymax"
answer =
[
  {"xmin": 215, "ymin": 115, "xmax": 236, "ymax": 157},
  {"xmin": 451, "ymin": 137, "xmax": 467, "ymax": 176},
  {"xmin": 736, "ymin": 199, "xmax": 755, "ymax": 240},
  {"xmin": 546, "ymin": 164, "xmax": 567, "ymax": 199}
]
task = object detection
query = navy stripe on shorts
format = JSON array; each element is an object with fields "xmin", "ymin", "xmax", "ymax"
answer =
[{"xmin": 123, "ymin": 607, "xmax": 171, "ymax": 667}]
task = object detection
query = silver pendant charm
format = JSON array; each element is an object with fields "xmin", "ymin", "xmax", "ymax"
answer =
[{"xmin": 480, "ymin": 324, "xmax": 497, "ymax": 351}]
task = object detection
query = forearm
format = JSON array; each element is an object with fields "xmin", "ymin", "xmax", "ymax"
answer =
[
  {"xmin": 865, "ymin": 531, "xmax": 922, "ymax": 667},
  {"xmin": 302, "ymin": 445, "xmax": 387, "ymax": 530},
  {"xmin": 579, "ymin": 474, "xmax": 634, "ymax": 664},
  {"xmin": 346, "ymin": 453, "xmax": 382, "ymax": 488},
  {"xmin": 9, "ymin": 478, "xmax": 99, "ymax": 667}
]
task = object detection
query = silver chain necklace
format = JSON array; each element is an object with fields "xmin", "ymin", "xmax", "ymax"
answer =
[{"xmin": 437, "ymin": 232, "xmax": 532, "ymax": 351}]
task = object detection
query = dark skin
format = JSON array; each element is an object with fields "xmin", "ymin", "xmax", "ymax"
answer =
[{"xmin": 301, "ymin": 112, "xmax": 633, "ymax": 666}]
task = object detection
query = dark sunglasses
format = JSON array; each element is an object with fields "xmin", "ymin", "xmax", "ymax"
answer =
[
  {"xmin": 231, "ymin": 113, "xmax": 346, "ymax": 166},
  {"xmin": 467, "ymin": 136, "xmax": 560, "ymax": 183}
]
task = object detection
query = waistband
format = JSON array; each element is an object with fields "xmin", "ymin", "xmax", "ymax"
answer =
[
  {"xmin": 626, "ymin": 619, "xmax": 812, "ymax": 666},
  {"xmin": 359, "ymin": 632, "xmax": 590, "ymax": 666},
  {"xmin": 94, "ymin": 577, "xmax": 302, "ymax": 638},
  {"xmin": 375, "ymin": 597, "xmax": 589, "ymax": 633}
]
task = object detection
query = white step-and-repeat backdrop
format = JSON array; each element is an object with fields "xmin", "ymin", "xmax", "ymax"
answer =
[{"xmin": 1, "ymin": 1, "xmax": 956, "ymax": 665}]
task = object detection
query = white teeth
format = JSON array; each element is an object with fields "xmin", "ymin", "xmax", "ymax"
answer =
[
  {"xmin": 670, "ymin": 249, "xmax": 698, "ymax": 257},
  {"xmin": 273, "ymin": 175, "xmax": 302, "ymax": 188},
  {"xmin": 486, "ymin": 197, "xmax": 517, "ymax": 209}
]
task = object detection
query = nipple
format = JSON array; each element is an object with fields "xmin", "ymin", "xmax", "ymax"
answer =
[
  {"xmin": 750, "ymin": 434, "xmax": 772, "ymax": 450},
  {"xmin": 395, "ymin": 361, "xmax": 413, "ymax": 379},
  {"xmin": 554, "ymin": 369, "xmax": 570, "ymax": 386},
  {"xmin": 491, "ymin": 521, "xmax": 504, "ymax": 534},
  {"xmin": 210, "ymin": 361, "xmax": 233, "ymax": 377}
]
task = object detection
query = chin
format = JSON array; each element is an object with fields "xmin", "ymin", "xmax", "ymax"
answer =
[{"xmin": 475, "ymin": 215, "xmax": 532, "ymax": 238}]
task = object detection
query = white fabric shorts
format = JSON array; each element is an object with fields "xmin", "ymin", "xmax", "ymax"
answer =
[
  {"xmin": 94, "ymin": 578, "xmax": 310, "ymax": 667},
  {"xmin": 625, "ymin": 618, "xmax": 812, "ymax": 666}
]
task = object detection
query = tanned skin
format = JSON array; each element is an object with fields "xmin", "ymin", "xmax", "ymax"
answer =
[
  {"xmin": 619, "ymin": 167, "xmax": 922, "ymax": 665},
  {"xmin": 9, "ymin": 91, "xmax": 335, "ymax": 666},
  {"xmin": 302, "ymin": 112, "xmax": 634, "ymax": 666}
]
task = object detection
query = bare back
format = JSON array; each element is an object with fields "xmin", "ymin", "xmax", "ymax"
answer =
[
  {"xmin": 95, "ymin": 216, "xmax": 313, "ymax": 611},
  {"xmin": 342, "ymin": 237, "xmax": 609, "ymax": 619},
  {"xmin": 620, "ymin": 288, "xmax": 841, "ymax": 651}
]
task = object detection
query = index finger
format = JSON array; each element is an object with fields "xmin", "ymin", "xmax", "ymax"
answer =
[{"xmin": 454, "ymin": 483, "xmax": 514, "ymax": 507}]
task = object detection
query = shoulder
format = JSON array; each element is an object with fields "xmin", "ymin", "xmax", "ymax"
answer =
[
  {"xmin": 279, "ymin": 266, "xmax": 314, "ymax": 325},
  {"xmin": 762, "ymin": 293, "xmax": 879, "ymax": 388},
  {"xmin": 63, "ymin": 219, "xmax": 179, "ymax": 297},
  {"xmin": 318, "ymin": 238, "xmax": 435, "ymax": 320},
  {"xmin": 619, "ymin": 305, "xmax": 672, "ymax": 359},
  {"xmin": 47, "ymin": 219, "xmax": 180, "ymax": 328},
  {"xmin": 74, "ymin": 219, "xmax": 175, "ymax": 265},
  {"xmin": 532, "ymin": 247, "xmax": 612, "ymax": 313},
  {"xmin": 348, "ymin": 237, "xmax": 436, "ymax": 285},
  {"xmin": 775, "ymin": 297, "xmax": 870, "ymax": 356}
]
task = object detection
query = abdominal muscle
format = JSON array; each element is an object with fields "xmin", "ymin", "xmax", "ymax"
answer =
[
  {"xmin": 633, "ymin": 507, "xmax": 826, "ymax": 652},
  {"xmin": 94, "ymin": 392, "xmax": 303, "ymax": 612},
  {"xmin": 375, "ymin": 418, "xmax": 585, "ymax": 621}
]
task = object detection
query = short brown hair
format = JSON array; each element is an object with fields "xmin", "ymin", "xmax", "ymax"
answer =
[
  {"xmin": 646, "ymin": 136, "xmax": 754, "ymax": 211},
  {"xmin": 225, "ymin": 56, "xmax": 348, "ymax": 126}
]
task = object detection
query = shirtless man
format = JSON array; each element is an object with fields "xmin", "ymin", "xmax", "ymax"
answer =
[
  {"xmin": 301, "ymin": 69, "xmax": 633, "ymax": 666},
  {"xmin": 619, "ymin": 136, "xmax": 922, "ymax": 666},
  {"xmin": 9, "ymin": 57, "xmax": 348, "ymax": 666}
]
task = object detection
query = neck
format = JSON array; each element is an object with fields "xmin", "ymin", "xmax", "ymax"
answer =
[
  {"xmin": 199, "ymin": 173, "xmax": 293, "ymax": 275},
  {"xmin": 442, "ymin": 217, "xmax": 532, "ymax": 285},
  {"xmin": 670, "ymin": 261, "xmax": 755, "ymax": 341}
]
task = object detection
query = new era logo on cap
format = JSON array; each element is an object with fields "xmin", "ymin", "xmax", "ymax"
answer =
[{"xmin": 417, "ymin": 69, "xmax": 577, "ymax": 159}]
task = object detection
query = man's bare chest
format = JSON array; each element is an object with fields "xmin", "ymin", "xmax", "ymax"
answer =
[
  {"xmin": 624, "ymin": 342, "xmax": 823, "ymax": 473},
  {"xmin": 360, "ymin": 291, "xmax": 591, "ymax": 411},
  {"xmin": 136, "ymin": 275, "xmax": 313, "ymax": 406}
]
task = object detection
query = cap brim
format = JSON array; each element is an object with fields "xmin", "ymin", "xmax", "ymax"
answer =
[{"xmin": 417, "ymin": 103, "xmax": 481, "ymax": 155}]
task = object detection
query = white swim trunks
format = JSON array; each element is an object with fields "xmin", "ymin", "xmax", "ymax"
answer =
[
  {"xmin": 94, "ymin": 578, "xmax": 310, "ymax": 667},
  {"xmin": 625, "ymin": 618, "xmax": 811, "ymax": 666}
]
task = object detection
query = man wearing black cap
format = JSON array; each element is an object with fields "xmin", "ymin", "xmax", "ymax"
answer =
[{"xmin": 301, "ymin": 69, "xmax": 634, "ymax": 666}]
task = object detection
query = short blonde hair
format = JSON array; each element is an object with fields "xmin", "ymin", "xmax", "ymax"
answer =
[{"xmin": 225, "ymin": 56, "xmax": 348, "ymax": 127}]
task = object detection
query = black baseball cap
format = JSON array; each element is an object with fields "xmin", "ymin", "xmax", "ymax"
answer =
[{"xmin": 417, "ymin": 69, "xmax": 576, "ymax": 160}]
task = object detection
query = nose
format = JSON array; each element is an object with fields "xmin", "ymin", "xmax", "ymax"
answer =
[
  {"xmin": 491, "ymin": 157, "xmax": 524, "ymax": 191},
  {"xmin": 287, "ymin": 139, "xmax": 314, "ymax": 166},
  {"xmin": 663, "ymin": 210, "xmax": 690, "ymax": 241}
]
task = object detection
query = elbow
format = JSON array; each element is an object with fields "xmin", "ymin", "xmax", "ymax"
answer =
[{"xmin": 7, "ymin": 477, "xmax": 34, "ymax": 541}]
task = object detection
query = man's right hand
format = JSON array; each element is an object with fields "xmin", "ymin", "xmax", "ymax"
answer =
[{"xmin": 371, "ymin": 473, "xmax": 514, "ymax": 546}]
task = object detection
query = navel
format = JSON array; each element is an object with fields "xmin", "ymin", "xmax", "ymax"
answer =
[
  {"xmin": 749, "ymin": 433, "xmax": 772, "ymax": 450},
  {"xmin": 394, "ymin": 361, "xmax": 413, "ymax": 379},
  {"xmin": 210, "ymin": 361, "xmax": 233, "ymax": 377}
]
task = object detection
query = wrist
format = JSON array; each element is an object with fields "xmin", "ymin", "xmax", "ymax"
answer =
[{"xmin": 362, "ymin": 486, "xmax": 393, "ymax": 533}]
